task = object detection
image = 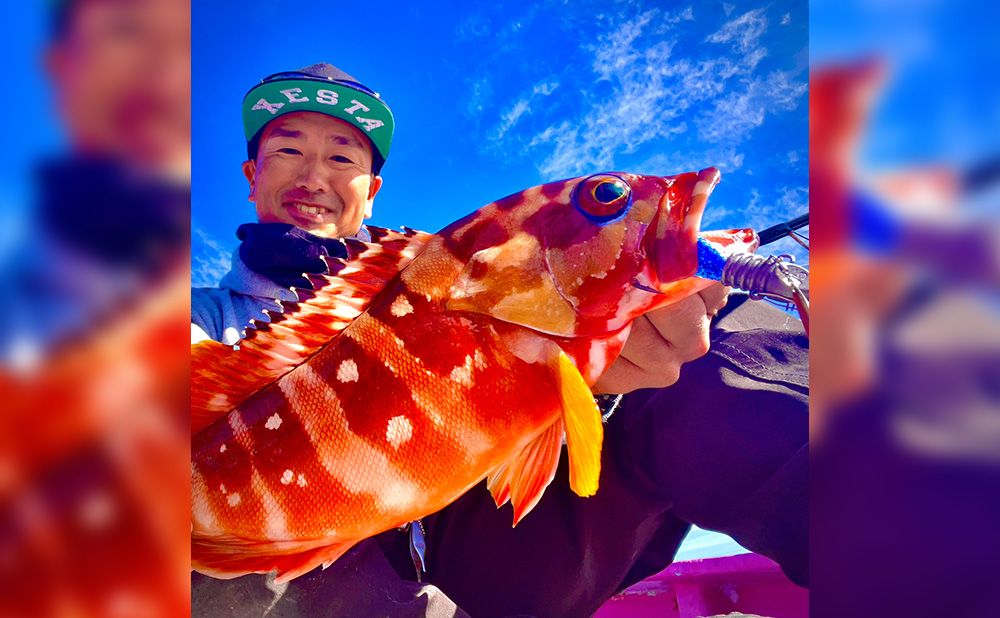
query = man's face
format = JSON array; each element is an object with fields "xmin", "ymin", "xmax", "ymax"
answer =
[
  {"xmin": 242, "ymin": 112, "xmax": 383, "ymax": 239},
  {"xmin": 47, "ymin": 0, "xmax": 191, "ymax": 172}
]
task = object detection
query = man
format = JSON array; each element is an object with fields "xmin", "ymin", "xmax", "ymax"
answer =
[{"xmin": 192, "ymin": 63, "xmax": 806, "ymax": 617}]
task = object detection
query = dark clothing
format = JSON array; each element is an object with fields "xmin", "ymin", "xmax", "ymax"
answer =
[
  {"xmin": 192, "ymin": 294, "xmax": 808, "ymax": 617},
  {"xmin": 398, "ymin": 295, "xmax": 808, "ymax": 617},
  {"xmin": 236, "ymin": 222, "xmax": 357, "ymax": 290}
]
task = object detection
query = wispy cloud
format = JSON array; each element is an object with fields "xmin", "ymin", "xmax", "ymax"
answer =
[
  {"xmin": 528, "ymin": 8, "xmax": 733, "ymax": 178},
  {"xmin": 781, "ymin": 13, "xmax": 792, "ymax": 25},
  {"xmin": 490, "ymin": 81, "xmax": 559, "ymax": 141},
  {"xmin": 192, "ymin": 226, "xmax": 232, "ymax": 288},
  {"xmin": 696, "ymin": 69, "xmax": 808, "ymax": 144},
  {"xmin": 512, "ymin": 6, "xmax": 804, "ymax": 180}
]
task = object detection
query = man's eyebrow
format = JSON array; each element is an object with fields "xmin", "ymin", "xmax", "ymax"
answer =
[
  {"xmin": 329, "ymin": 135, "xmax": 363, "ymax": 148},
  {"xmin": 269, "ymin": 127, "xmax": 302, "ymax": 139}
]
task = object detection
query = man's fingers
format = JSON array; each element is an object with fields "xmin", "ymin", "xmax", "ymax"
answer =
[
  {"xmin": 696, "ymin": 282, "xmax": 730, "ymax": 318},
  {"xmin": 591, "ymin": 285, "xmax": 729, "ymax": 394}
]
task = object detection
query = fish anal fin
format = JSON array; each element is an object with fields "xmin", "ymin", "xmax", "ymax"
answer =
[
  {"xmin": 487, "ymin": 418, "xmax": 564, "ymax": 526},
  {"xmin": 192, "ymin": 533, "xmax": 357, "ymax": 584},
  {"xmin": 555, "ymin": 351, "xmax": 603, "ymax": 497}
]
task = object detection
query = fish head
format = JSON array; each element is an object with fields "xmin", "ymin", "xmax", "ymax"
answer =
[{"xmin": 444, "ymin": 167, "xmax": 757, "ymax": 337}]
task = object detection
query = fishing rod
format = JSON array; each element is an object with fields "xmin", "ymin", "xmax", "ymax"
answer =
[{"xmin": 697, "ymin": 212, "xmax": 810, "ymax": 334}]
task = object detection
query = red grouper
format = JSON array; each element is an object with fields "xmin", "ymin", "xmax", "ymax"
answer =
[{"xmin": 191, "ymin": 167, "xmax": 758, "ymax": 582}]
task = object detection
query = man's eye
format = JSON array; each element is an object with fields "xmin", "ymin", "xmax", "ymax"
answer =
[
  {"xmin": 277, "ymin": 148, "xmax": 301, "ymax": 155},
  {"xmin": 330, "ymin": 155, "xmax": 354, "ymax": 164}
]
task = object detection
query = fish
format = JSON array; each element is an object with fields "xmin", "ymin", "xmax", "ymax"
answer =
[{"xmin": 190, "ymin": 167, "xmax": 757, "ymax": 583}]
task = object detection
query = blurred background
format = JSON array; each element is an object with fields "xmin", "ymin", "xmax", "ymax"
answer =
[
  {"xmin": 0, "ymin": 0, "xmax": 190, "ymax": 616},
  {"xmin": 810, "ymin": 0, "xmax": 1000, "ymax": 616}
]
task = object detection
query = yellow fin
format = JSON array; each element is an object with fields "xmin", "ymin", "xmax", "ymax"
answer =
[
  {"xmin": 487, "ymin": 418, "xmax": 564, "ymax": 526},
  {"xmin": 556, "ymin": 351, "xmax": 603, "ymax": 497}
]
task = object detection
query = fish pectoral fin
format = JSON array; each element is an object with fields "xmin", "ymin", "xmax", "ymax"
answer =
[
  {"xmin": 555, "ymin": 350, "xmax": 603, "ymax": 498},
  {"xmin": 487, "ymin": 418, "xmax": 564, "ymax": 526},
  {"xmin": 192, "ymin": 532, "xmax": 357, "ymax": 584}
]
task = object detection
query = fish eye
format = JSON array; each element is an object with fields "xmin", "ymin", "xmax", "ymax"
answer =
[{"xmin": 572, "ymin": 174, "xmax": 632, "ymax": 222}]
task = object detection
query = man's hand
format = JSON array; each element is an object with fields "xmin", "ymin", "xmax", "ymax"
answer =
[{"xmin": 591, "ymin": 283, "xmax": 730, "ymax": 395}]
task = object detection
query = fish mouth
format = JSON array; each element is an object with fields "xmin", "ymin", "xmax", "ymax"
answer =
[
  {"xmin": 644, "ymin": 168, "xmax": 720, "ymax": 289},
  {"xmin": 641, "ymin": 168, "xmax": 759, "ymax": 293}
]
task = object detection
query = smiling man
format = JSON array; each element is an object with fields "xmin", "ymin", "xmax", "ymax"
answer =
[
  {"xmin": 243, "ymin": 112, "xmax": 382, "ymax": 237},
  {"xmin": 191, "ymin": 64, "xmax": 390, "ymax": 345}
]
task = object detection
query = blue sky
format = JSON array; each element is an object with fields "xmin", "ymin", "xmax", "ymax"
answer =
[
  {"xmin": 810, "ymin": 0, "xmax": 1000, "ymax": 173},
  {"xmin": 192, "ymin": 0, "xmax": 809, "ymax": 286}
]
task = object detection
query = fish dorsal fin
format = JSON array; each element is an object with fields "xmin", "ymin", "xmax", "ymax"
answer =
[
  {"xmin": 487, "ymin": 418, "xmax": 564, "ymax": 526},
  {"xmin": 191, "ymin": 226, "xmax": 432, "ymax": 434}
]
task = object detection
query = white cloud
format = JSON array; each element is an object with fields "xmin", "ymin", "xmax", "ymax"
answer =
[
  {"xmin": 781, "ymin": 13, "xmax": 792, "ymax": 25},
  {"xmin": 776, "ymin": 185, "xmax": 808, "ymax": 213},
  {"xmin": 532, "ymin": 81, "xmax": 559, "ymax": 96},
  {"xmin": 705, "ymin": 8, "xmax": 768, "ymax": 54},
  {"xmin": 723, "ymin": 3, "xmax": 735, "ymax": 16},
  {"xmin": 465, "ymin": 76, "xmax": 493, "ymax": 119},
  {"xmin": 490, "ymin": 81, "xmax": 560, "ymax": 141},
  {"xmin": 192, "ymin": 226, "xmax": 232, "ymax": 288},
  {"xmin": 470, "ymin": 4, "xmax": 805, "ymax": 186},
  {"xmin": 530, "ymin": 8, "xmax": 751, "ymax": 179},
  {"xmin": 696, "ymin": 70, "xmax": 807, "ymax": 144}
]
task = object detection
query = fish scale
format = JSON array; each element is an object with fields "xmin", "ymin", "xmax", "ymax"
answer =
[{"xmin": 191, "ymin": 168, "xmax": 759, "ymax": 582}]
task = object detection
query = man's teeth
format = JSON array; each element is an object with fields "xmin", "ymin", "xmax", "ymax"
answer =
[{"xmin": 294, "ymin": 203, "xmax": 327, "ymax": 216}]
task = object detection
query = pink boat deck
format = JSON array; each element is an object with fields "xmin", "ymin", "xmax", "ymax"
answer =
[{"xmin": 596, "ymin": 553, "xmax": 807, "ymax": 618}]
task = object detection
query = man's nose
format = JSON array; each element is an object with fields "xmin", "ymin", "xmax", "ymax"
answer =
[{"xmin": 295, "ymin": 156, "xmax": 329, "ymax": 193}]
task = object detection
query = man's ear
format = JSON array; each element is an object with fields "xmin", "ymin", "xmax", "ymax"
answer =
[
  {"xmin": 364, "ymin": 175, "xmax": 383, "ymax": 219},
  {"xmin": 242, "ymin": 160, "xmax": 257, "ymax": 201}
]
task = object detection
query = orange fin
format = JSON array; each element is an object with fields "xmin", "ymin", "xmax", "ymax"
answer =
[
  {"xmin": 191, "ymin": 226, "xmax": 432, "ymax": 434},
  {"xmin": 555, "ymin": 351, "xmax": 603, "ymax": 497},
  {"xmin": 487, "ymin": 418, "xmax": 564, "ymax": 526},
  {"xmin": 192, "ymin": 532, "xmax": 358, "ymax": 584}
]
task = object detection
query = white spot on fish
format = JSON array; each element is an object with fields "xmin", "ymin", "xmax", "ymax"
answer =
[
  {"xmin": 386, "ymin": 415, "xmax": 413, "ymax": 448},
  {"xmin": 219, "ymin": 483, "xmax": 227, "ymax": 494},
  {"xmin": 229, "ymin": 411, "xmax": 249, "ymax": 435},
  {"xmin": 588, "ymin": 341, "xmax": 605, "ymax": 377},
  {"xmin": 265, "ymin": 413, "xmax": 282, "ymax": 430},
  {"xmin": 390, "ymin": 295, "xmax": 414, "ymax": 317},
  {"xmin": 337, "ymin": 359, "xmax": 359, "ymax": 382},
  {"xmin": 449, "ymin": 355, "xmax": 475, "ymax": 387},
  {"xmin": 256, "ymin": 475, "xmax": 289, "ymax": 538},
  {"xmin": 191, "ymin": 468, "xmax": 219, "ymax": 529},
  {"xmin": 219, "ymin": 444, "xmax": 227, "ymax": 453},
  {"xmin": 297, "ymin": 474, "xmax": 308, "ymax": 487},
  {"xmin": 378, "ymin": 479, "xmax": 419, "ymax": 511},
  {"xmin": 227, "ymin": 493, "xmax": 241, "ymax": 507},
  {"xmin": 473, "ymin": 349, "xmax": 488, "ymax": 370},
  {"xmin": 209, "ymin": 392, "xmax": 230, "ymax": 410},
  {"xmin": 281, "ymin": 469, "xmax": 294, "ymax": 485}
]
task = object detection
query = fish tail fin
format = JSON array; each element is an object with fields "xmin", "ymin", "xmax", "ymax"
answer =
[
  {"xmin": 487, "ymin": 418, "xmax": 563, "ymax": 526},
  {"xmin": 192, "ymin": 533, "xmax": 356, "ymax": 584}
]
